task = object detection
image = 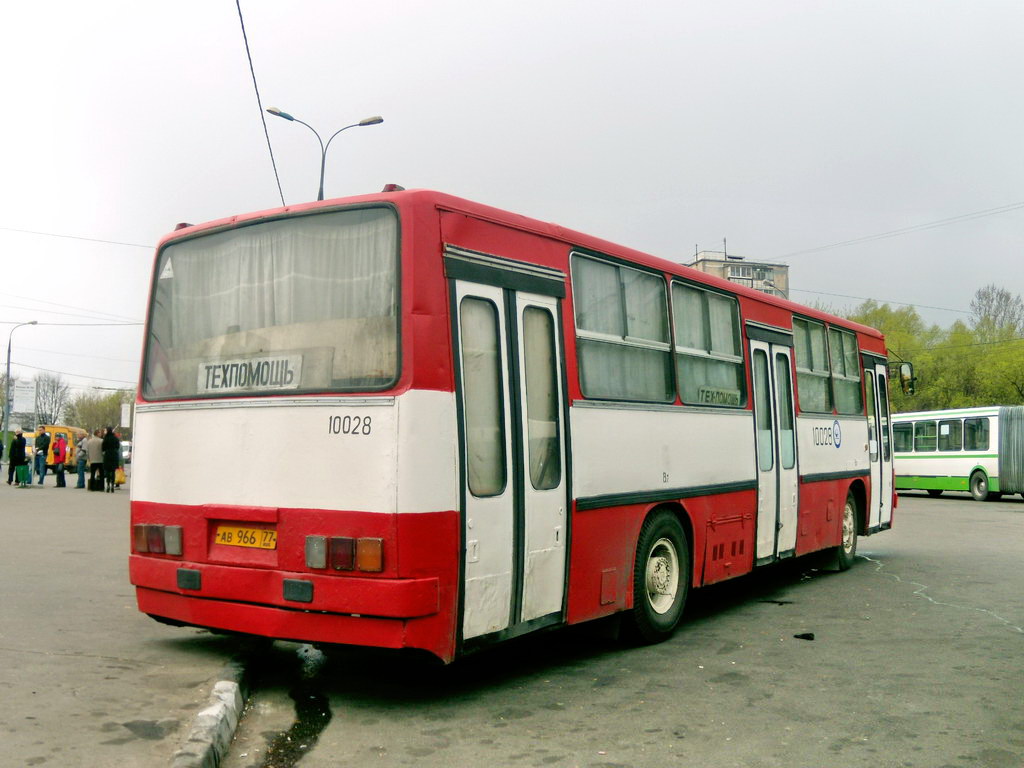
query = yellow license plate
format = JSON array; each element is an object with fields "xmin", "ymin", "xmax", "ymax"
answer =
[{"xmin": 214, "ymin": 525, "xmax": 277, "ymax": 550}]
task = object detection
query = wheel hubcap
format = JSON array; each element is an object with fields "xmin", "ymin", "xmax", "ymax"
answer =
[
  {"xmin": 645, "ymin": 537, "xmax": 679, "ymax": 615},
  {"xmin": 842, "ymin": 500, "xmax": 855, "ymax": 554}
]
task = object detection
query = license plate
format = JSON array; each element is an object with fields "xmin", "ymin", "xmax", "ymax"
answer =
[{"xmin": 214, "ymin": 525, "xmax": 277, "ymax": 550}]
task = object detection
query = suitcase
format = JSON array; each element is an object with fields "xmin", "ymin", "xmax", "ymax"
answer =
[
  {"xmin": 89, "ymin": 477, "xmax": 105, "ymax": 492},
  {"xmin": 15, "ymin": 464, "xmax": 29, "ymax": 485}
]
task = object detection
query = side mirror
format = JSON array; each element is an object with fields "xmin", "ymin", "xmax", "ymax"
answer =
[{"xmin": 899, "ymin": 362, "xmax": 916, "ymax": 395}]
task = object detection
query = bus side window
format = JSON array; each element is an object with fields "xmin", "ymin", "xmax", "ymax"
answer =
[
  {"xmin": 572, "ymin": 255, "xmax": 673, "ymax": 403},
  {"xmin": 523, "ymin": 307, "xmax": 561, "ymax": 491},
  {"xmin": 829, "ymin": 327, "xmax": 862, "ymax": 414},
  {"xmin": 938, "ymin": 419, "xmax": 963, "ymax": 451},
  {"xmin": 914, "ymin": 420, "xmax": 937, "ymax": 452},
  {"xmin": 964, "ymin": 417, "xmax": 989, "ymax": 451},
  {"xmin": 892, "ymin": 422, "xmax": 912, "ymax": 453},
  {"xmin": 460, "ymin": 297, "xmax": 507, "ymax": 498},
  {"xmin": 672, "ymin": 282, "xmax": 745, "ymax": 407},
  {"xmin": 793, "ymin": 317, "xmax": 832, "ymax": 413},
  {"xmin": 753, "ymin": 350, "xmax": 773, "ymax": 471}
]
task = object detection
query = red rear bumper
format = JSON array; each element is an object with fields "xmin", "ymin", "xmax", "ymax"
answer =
[{"xmin": 129, "ymin": 556, "xmax": 439, "ymax": 617}]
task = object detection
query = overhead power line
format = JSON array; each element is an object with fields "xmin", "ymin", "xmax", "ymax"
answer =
[
  {"xmin": 777, "ymin": 200, "xmax": 1024, "ymax": 259},
  {"xmin": 0, "ymin": 303, "xmax": 144, "ymax": 324},
  {"xmin": 0, "ymin": 291, "xmax": 143, "ymax": 323},
  {"xmin": 904, "ymin": 336, "xmax": 1024, "ymax": 354},
  {"xmin": 236, "ymin": 0, "xmax": 286, "ymax": 207},
  {"xmin": 0, "ymin": 320, "xmax": 143, "ymax": 327},
  {"xmin": 10, "ymin": 361, "xmax": 137, "ymax": 386},
  {"xmin": 790, "ymin": 288, "xmax": 970, "ymax": 315},
  {"xmin": 0, "ymin": 225, "xmax": 151, "ymax": 249},
  {"xmin": 20, "ymin": 346, "xmax": 139, "ymax": 364}
]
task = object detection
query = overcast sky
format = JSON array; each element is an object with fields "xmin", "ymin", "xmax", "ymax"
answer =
[{"xmin": 2, "ymin": 0, "xmax": 1021, "ymax": 395}]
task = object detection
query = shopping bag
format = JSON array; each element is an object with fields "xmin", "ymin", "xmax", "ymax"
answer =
[
  {"xmin": 115, "ymin": 467, "xmax": 126, "ymax": 486},
  {"xmin": 16, "ymin": 465, "xmax": 29, "ymax": 484}
]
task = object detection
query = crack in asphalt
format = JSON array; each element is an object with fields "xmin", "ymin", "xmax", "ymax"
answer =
[{"xmin": 859, "ymin": 553, "xmax": 1023, "ymax": 633}]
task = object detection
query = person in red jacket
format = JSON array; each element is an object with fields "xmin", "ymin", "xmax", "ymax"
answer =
[{"xmin": 52, "ymin": 433, "xmax": 67, "ymax": 488}]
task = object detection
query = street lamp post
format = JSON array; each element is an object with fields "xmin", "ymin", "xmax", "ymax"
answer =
[
  {"xmin": 3, "ymin": 320, "xmax": 38, "ymax": 461},
  {"xmin": 266, "ymin": 108, "xmax": 383, "ymax": 201}
]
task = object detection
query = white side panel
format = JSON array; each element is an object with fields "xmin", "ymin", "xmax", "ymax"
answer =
[
  {"xmin": 571, "ymin": 405, "xmax": 755, "ymax": 497},
  {"xmin": 894, "ymin": 455, "xmax": 999, "ymax": 479},
  {"xmin": 795, "ymin": 416, "xmax": 869, "ymax": 477},
  {"xmin": 134, "ymin": 397, "xmax": 401, "ymax": 512},
  {"xmin": 396, "ymin": 390, "xmax": 459, "ymax": 513}
]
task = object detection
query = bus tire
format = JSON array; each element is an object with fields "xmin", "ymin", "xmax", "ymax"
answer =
[
  {"xmin": 926, "ymin": 489, "xmax": 943, "ymax": 498},
  {"xmin": 827, "ymin": 491, "xmax": 859, "ymax": 571},
  {"xmin": 625, "ymin": 510, "xmax": 689, "ymax": 644},
  {"xmin": 969, "ymin": 471, "xmax": 990, "ymax": 502}
]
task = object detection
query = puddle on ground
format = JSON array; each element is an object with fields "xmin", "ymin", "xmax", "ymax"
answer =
[{"xmin": 254, "ymin": 645, "xmax": 332, "ymax": 768}]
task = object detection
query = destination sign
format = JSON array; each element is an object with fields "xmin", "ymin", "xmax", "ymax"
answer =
[
  {"xmin": 197, "ymin": 354, "xmax": 303, "ymax": 393},
  {"xmin": 695, "ymin": 386, "xmax": 742, "ymax": 406}
]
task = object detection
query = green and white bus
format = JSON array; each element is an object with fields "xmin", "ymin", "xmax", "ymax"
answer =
[{"xmin": 892, "ymin": 406, "xmax": 1024, "ymax": 501}]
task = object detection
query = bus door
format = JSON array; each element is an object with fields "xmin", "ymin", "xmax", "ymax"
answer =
[
  {"xmin": 750, "ymin": 340, "xmax": 799, "ymax": 563},
  {"xmin": 863, "ymin": 361, "xmax": 894, "ymax": 529},
  {"xmin": 452, "ymin": 274, "xmax": 568, "ymax": 643}
]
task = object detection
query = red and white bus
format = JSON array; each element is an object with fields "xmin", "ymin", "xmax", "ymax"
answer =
[{"xmin": 129, "ymin": 189, "xmax": 896, "ymax": 663}]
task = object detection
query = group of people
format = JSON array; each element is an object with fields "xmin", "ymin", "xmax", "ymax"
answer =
[{"xmin": 6, "ymin": 427, "xmax": 123, "ymax": 492}]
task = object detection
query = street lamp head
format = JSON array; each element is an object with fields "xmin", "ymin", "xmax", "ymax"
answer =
[
  {"xmin": 358, "ymin": 116, "xmax": 384, "ymax": 126},
  {"xmin": 266, "ymin": 107, "xmax": 295, "ymax": 121}
]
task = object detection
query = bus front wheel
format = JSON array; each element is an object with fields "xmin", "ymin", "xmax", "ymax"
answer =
[
  {"xmin": 969, "ymin": 471, "xmax": 990, "ymax": 502},
  {"xmin": 626, "ymin": 510, "xmax": 689, "ymax": 644}
]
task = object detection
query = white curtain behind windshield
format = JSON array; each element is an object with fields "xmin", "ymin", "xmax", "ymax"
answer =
[{"xmin": 143, "ymin": 207, "xmax": 398, "ymax": 398}]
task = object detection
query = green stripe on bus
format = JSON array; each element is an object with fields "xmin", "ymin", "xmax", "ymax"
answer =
[
  {"xmin": 895, "ymin": 475, "xmax": 1001, "ymax": 492},
  {"xmin": 892, "ymin": 453, "xmax": 997, "ymax": 459}
]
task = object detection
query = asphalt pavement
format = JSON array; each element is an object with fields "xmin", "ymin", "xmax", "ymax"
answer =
[
  {"xmin": 2, "ymin": 476, "xmax": 1021, "ymax": 768},
  {"xmin": 0, "ymin": 466, "xmax": 240, "ymax": 768},
  {"xmin": 222, "ymin": 493, "xmax": 1024, "ymax": 768}
]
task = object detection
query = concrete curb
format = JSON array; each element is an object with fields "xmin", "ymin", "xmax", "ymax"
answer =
[{"xmin": 170, "ymin": 656, "xmax": 250, "ymax": 768}]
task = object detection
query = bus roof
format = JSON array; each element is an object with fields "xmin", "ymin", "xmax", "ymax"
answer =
[
  {"xmin": 158, "ymin": 188, "xmax": 884, "ymax": 341},
  {"xmin": 894, "ymin": 406, "xmax": 1004, "ymax": 420}
]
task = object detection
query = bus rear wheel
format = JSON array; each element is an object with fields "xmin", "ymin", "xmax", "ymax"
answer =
[
  {"xmin": 826, "ymin": 491, "xmax": 859, "ymax": 571},
  {"xmin": 626, "ymin": 510, "xmax": 689, "ymax": 644},
  {"xmin": 969, "ymin": 471, "xmax": 990, "ymax": 502}
]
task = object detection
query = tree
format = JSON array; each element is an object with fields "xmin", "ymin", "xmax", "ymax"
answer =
[
  {"xmin": 63, "ymin": 389, "xmax": 135, "ymax": 434},
  {"xmin": 845, "ymin": 300, "xmax": 937, "ymax": 413},
  {"xmin": 969, "ymin": 284, "xmax": 1024, "ymax": 343},
  {"xmin": 35, "ymin": 373, "xmax": 71, "ymax": 425}
]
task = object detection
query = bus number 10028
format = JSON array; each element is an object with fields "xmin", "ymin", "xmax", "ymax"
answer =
[{"xmin": 328, "ymin": 415, "xmax": 372, "ymax": 436}]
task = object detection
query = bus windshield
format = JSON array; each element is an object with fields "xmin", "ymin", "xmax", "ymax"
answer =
[{"xmin": 142, "ymin": 206, "xmax": 399, "ymax": 399}]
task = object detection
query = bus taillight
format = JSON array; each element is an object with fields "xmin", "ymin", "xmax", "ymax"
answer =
[
  {"xmin": 355, "ymin": 538, "xmax": 383, "ymax": 572},
  {"xmin": 133, "ymin": 524, "xmax": 183, "ymax": 556},
  {"xmin": 330, "ymin": 537, "xmax": 355, "ymax": 570},
  {"xmin": 305, "ymin": 536, "xmax": 384, "ymax": 573}
]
